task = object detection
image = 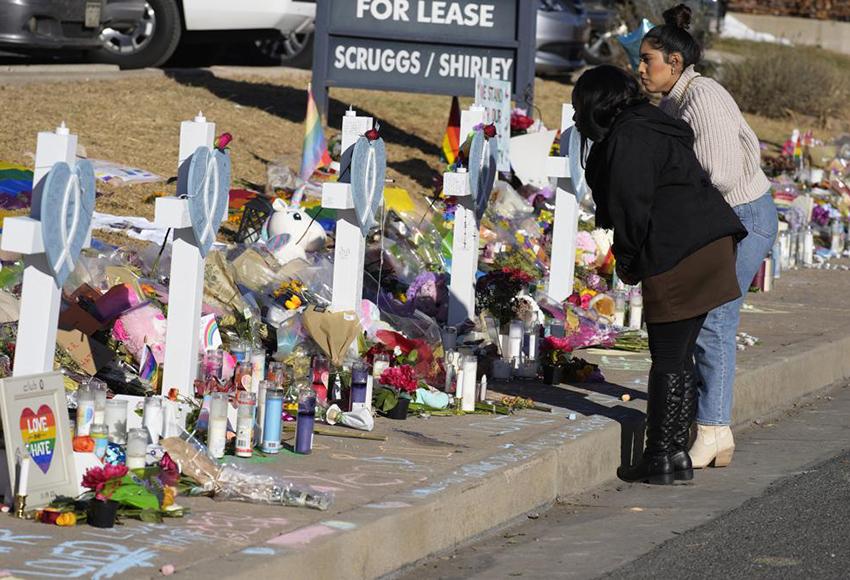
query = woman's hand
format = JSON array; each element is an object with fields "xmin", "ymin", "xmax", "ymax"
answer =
[{"xmin": 616, "ymin": 264, "xmax": 638, "ymax": 286}]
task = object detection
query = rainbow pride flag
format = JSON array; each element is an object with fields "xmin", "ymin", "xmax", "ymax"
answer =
[
  {"xmin": 139, "ymin": 344, "xmax": 157, "ymax": 383},
  {"xmin": 441, "ymin": 97, "xmax": 461, "ymax": 165},
  {"xmin": 300, "ymin": 84, "xmax": 332, "ymax": 181}
]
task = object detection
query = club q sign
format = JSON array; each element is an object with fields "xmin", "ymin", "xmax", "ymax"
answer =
[{"xmin": 311, "ymin": 0, "xmax": 537, "ymax": 113}]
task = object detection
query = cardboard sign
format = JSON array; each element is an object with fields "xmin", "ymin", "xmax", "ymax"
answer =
[
  {"xmin": 0, "ymin": 372, "xmax": 77, "ymax": 507},
  {"xmin": 56, "ymin": 329, "xmax": 113, "ymax": 375},
  {"xmin": 475, "ymin": 76, "xmax": 512, "ymax": 172}
]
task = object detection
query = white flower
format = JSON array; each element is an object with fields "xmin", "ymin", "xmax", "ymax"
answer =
[{"xmin": 393, "ymin": 346, "xmax": 402, "ymax": 357}]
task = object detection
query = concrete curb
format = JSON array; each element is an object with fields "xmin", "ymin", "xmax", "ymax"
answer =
[{"xmin": 184, "ymin": 328, "xmax": 850, "ymax": 580}]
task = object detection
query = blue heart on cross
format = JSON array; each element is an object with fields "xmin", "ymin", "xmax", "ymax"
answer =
[
  {"xmin": 187, "ymin": 146, "xmax": 231, "ymax": 257},
  {"xmin": 468, "ymin": 130, "xmax": 498, "ymax": 221},
  {"xmin": 40, "ymin": 160, "xmax": 96, "ymax": 287},
  {"xmin": 350, "ymin": 136, "xmax": 387, "ymax": 237}
]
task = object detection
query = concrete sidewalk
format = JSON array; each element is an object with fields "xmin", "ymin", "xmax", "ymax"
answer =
[{"xmin": 2, "ymin": 264, "xmax": 850, "ymax": 579}]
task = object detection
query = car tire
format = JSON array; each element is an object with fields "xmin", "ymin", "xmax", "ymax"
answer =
[
  {"xmin": 92, "ymin": 0, "xmax": 181, "ymax": 69},
  {"xmin": 248, "ymin": 31, "xmax": 314, "ymax": 69}
]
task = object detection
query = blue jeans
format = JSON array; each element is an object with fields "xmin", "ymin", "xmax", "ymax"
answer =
[{"xmin": 694, "ymin": 193, "xmax": 778, "ymax": 426}]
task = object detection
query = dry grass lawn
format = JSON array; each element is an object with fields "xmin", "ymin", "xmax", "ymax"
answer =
[{"xmin": 0, "ymin": 46, "xmax": 845, "ymax": 246}]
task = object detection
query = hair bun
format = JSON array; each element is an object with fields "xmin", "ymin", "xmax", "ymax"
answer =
[{"xmin": 663, "ymin": 4, "xmax": 692, "ymax": 30}]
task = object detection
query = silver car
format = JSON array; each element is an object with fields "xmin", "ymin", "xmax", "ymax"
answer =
[{"xmin": 536, "ymin": 0, "xmax": 592, "ymax": 75}]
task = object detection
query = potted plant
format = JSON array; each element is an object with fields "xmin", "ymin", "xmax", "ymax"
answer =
[
  {"xmin": 82, "ymin": 459, "xmax": 171, "ymax": 527},
  {"xmin": 82, "ymin": 464, "xmax": 128, "ymax": 528},
  {"xmin": 541, "ymin": 336, "xmax": 573, "ymax": 385},
  {"xmin": 374, "ymin": 365, "xmax": 419, "ymax": 420}
]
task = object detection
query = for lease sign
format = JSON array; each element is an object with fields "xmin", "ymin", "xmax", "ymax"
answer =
[{"xmin": 312, "ymin": 0, "xmax": 536, "ymax": 113}]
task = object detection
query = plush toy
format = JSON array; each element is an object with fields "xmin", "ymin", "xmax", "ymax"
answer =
[
  {"xmin": 265, "ymin": 199, "xmax": 327, "ymax": 266},
  {"xmin": 111, "ymin": 303, "xmax": 167, "ymax": 365}
]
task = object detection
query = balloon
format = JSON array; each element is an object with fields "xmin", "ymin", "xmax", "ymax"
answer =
[{"xmin": 617, "ymin": 18, "xmax": 655, "ymax": 72}]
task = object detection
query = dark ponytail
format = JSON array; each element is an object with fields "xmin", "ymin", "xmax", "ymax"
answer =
[{"xmin": 643, "ymin": 4, "xmax": 703, "ymax": 68}]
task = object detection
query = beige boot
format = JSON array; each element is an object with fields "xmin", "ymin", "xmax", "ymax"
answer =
[{"xmin": 688, "ymin": 424, "xmax": 735, "ymax": 468}]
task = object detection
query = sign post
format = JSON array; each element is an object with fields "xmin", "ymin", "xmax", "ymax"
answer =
[
  {"xmin": 156, "ymin": 113, "xmax": 230, "ymax": 399},
  {"xmin": 545, "ymin": 104, "xmax": 580, "ymax": 303},
  {"xmin": 312, "ymin": 0, "xmax": 537, "ymax": 115}
]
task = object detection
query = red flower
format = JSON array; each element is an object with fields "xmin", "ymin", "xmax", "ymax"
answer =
[
  {"xmin": 365, "ymin": 128, "xmax": 380, "ymax": 141},
  {"xmin": 158, "ymin": 453, "xmax": 180, "ymax": 487},
  {"xmin": 510, "ymin": 112, "xmax": 534, "ymax": 131},
  {"xmin": 380, "ymin": 365, "xmax": 419, "ymax": 394},
  {"xmin": 214, "ymin": 132, "xmax": 232, "ymax": 151},
  {"xmin": 482, "ymin": 124, "xmax": 497, "ymax": 139},
  {"xmin": 542, "ymin": 335, "xmax": 573, "ymax": 353},
  {"xmin": 82, "ymin": 464, "xmax": 128, "ymax": 499}
]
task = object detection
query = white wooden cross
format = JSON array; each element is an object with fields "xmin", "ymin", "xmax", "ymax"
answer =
[
  {"xmin": 545, "ymin": 104, "xmax": 580, "ymax": 303},
  {"xmin": 0, "ymin": 122, "xmax": 98, "ymax": 500},
  {"xmin": 324, "ymin": 108, "xmax": 375, "ymax": 313},
  {"xmin": 155, "ymin": 113, "xmax": 216, "ymax": 399},
  {"xmin": 2, "ymin": 123, "xmax": 91, "ymax": 376},
  {"xmin": 447, "ymin": 105, "xmax": 486, "ymax": 327}
]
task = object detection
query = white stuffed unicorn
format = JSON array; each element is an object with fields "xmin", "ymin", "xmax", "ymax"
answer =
[{"xmin": 265, "ymin": 198, "xmax": 327, "ymax": 266}]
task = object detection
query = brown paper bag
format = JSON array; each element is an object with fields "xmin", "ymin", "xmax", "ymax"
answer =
[{"xmin": 301, "ymin": 306, "xmax": 362, "ymax": 366}]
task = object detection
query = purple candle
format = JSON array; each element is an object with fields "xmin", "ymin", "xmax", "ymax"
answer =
[
  {"xmin": 295, "ymin": 387, "xmax": 316, "ymax": 455},
  {"xmin": 350, "ymin": 362, "xmax": 368, "ymax": 410}
]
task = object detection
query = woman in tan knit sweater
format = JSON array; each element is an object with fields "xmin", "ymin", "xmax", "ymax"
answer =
[{"xmin": 637, "ymin": 4, "xmax": 778, "ymax": 470}]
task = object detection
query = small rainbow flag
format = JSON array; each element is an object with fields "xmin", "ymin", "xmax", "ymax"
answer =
[
  {"xmin": 441, "ymin": 97, "xmax": 461, "ymax": 165},
  {"xmin": 139, "ymin": 344, "xmax": 157, "ymax": 383},
  {"xmin": 300, "ymin": 84, "xmax": 333, "ymax": 181}
]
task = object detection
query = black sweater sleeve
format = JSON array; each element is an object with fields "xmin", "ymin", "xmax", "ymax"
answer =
[{"xmin": 600, "ymin": 131, "xmax": 659, "ymax": 277}]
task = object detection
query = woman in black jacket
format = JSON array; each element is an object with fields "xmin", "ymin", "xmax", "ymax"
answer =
[{"xmin": 573, "ymin": 66, "xmax": 747, "ymax": 485}]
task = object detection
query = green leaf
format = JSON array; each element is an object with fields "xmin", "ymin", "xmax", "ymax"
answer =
[
  {"xmin": 110, "ymin": 484, "xmax": 160, "ymax": 511},
  {"xmin": 407, "ymin": 349, "xmax": 419, "ymax": 363},
  {"xmin": 374, "ymin": 387, "xmax": 399, "ymax": 413}
]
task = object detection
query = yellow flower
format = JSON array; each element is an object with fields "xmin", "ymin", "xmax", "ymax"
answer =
[
  {"xmin": 163, "ymin": 486, "xmax": 176, "ymax": 508},
  {"xmin": 284, "ymin": 295, "xmax": 302, "ymax": 310},
  {"xmin": 56, "ymin": 512, "xmax": 77, "ymax": 526}
]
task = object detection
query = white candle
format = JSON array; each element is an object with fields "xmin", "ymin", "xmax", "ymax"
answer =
[
  {"xmin": 508, "ymin": 321, "xmax": 523, "ymax": 362},
  {"xmin": 365, "ymin": 375, "xmax": 374, "ymax": 412},
  {"xmin": 455, "ymin": 369, "xmax": 465, "ymax": 403},
  {"xmin": 18, "ymin": 456, "xmax": 30, "ymax": 496},
  {"xmin": 250, "ymin": 353, "xmax": 266, "ymax": 394},
  {"xmin": 478, "ymin": 375, "xmax": 488, "ymax": 402},
  {"xmin": 208, "ymin": 417, "xmax": 227, "ymax": 459},
  {"xmin": 143, "ymin": 397, "xmax": 163, "ymax": 444},
  {"xmin": 461, "ymin": 356, "xmax": 477, "ymax": 412}
]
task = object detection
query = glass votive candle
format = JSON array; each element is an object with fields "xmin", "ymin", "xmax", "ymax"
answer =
[
  {"xmin": 76, "ymin": 382, "xmax": 95, "ymax": 437},
  {"xmin": 91, "ymin": 379, "xmax": 108, "ymax": 425},
  {"xmin": 372, "ymin": 353, "xmax": 390, "ymax": 381},
  {"xmin": 104, "ymin": 399, "xmax": 128, "ymax": 444},
  {"xmin": 350, "ymin": 362, "xmax": 369, "ymax": 411},
  {"xmin": 208, "ymin": 392, "xmax": 228, "ymax": 459},
  {"xmin": 143, "ymin": 396, "xmax": 163, "ymax": 444},
  {"xmin": 126, "ymin": 428, "xmax": 148, "ymax": 469},
  {"xmin": 91, "ymin": 424, "xmax": 109, "ymax": 459}
]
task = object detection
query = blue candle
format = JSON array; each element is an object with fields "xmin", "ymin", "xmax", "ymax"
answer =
[
  {"xmin": 261, "ymin": 387, "xmax": 285, "ymax": 454},
  {"xmin": 295, "ymin": 387, "xmax": 316, "ymax": 455}
]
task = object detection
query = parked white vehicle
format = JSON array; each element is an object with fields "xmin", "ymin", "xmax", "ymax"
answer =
[{"xmin": 96, "ymin": 0, "xmax": 316, "ymax": 69}]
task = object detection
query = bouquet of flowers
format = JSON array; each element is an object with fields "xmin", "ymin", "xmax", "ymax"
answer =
[
  {"xmin": 476, "ymin": 267, "xmax": 533, "ymax": 327},
  {"xmin": 375, "ymin": 365, "xmax": 419, "ymax": 413},
  {"xmin": 541, "ymin": 336, "xmax": 573, "ymax": 367}
]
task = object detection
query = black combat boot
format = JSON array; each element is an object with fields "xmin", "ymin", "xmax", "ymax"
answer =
[{"xmin": 617, "ymin": 371, "xmax": 683, "ymax": 485}]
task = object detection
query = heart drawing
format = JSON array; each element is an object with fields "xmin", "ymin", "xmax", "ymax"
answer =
[{"xmin": 19, "ymin": 405, "xmax": 57, "ymax": 475}]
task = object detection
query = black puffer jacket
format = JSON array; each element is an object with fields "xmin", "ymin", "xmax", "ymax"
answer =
[{"xmin": 586, "ymin": 102, "xmax": 747, "ymax": 281}]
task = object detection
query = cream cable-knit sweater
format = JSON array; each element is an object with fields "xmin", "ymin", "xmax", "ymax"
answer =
[{"xmin": 660, "ymin": 65, "xmax": 770, "ymax": 207}]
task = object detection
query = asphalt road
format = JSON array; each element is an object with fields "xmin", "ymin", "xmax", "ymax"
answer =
[
  {"xmin": 399, "ymin": 382, "xmax": 850, "ymax": 580},
  {"xmin": 604, "ymin": 449, "xmax": 850, "ymax": 579}
]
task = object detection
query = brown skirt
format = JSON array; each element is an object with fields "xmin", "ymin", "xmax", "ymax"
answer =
[{"xmin": 642, "ymin": 236, "xmax": 741, "ymax": 324}]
